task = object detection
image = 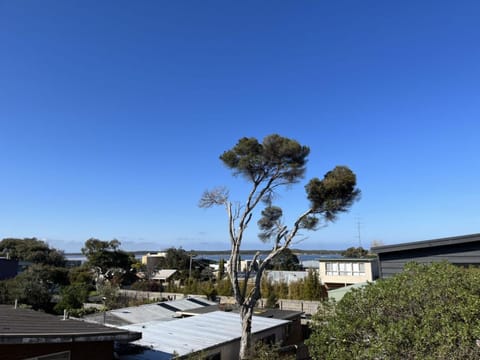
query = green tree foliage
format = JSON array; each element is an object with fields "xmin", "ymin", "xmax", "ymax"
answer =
[
  {"xmin": 261, "ymin": 271, "xmax": 326, "ymax": 302},
  {"xmin": 0, "ymin": 239, "xmax": 78, "ymax": 312},
  {"xmin": 216, "ymin": 278, "xmax": 233, "ymax": 296},
  {"xmin": 252, "ymin": 341, "xmax": 296, "ymax": 360},
  {"xmin": 200, "ymin": 134, "xmax": 360, "ymax": 359},
  {"xmin": 158, "ymin": 247, "xmax": 190, "ymax": 270},
  {"xmin": 68, "ymin": 265, "xmax": 94, "ymax": 287},
  {"xmin": 266, "ymin": 248, "xmax": 302, "ymax": 271},
  {"xmin": 0, "ymin": 261, "xmax": 69, "ymax": 312},
  {"xmin": 82, "ymin": 238, "xmax": 135, "ymax": 273},
  {"xmin": 54, "ymin": 283, "xmax": 89, "ymax": 313},
  {"xmin": 302, "ymin": 269, "xmax": 326, "ymax": 300},
  {"xmin": 156, "ymin": 247, "xmax": 210, "ymax": 281},
  {"xmin": 0, "ymin": 237, "xmax": 66, "ymax": 266},
  {"xmin": 307, "ymin": 262, "xmax": 480, "ymax": 360},
  {"xmin": 341, "ymin": 246, "xmax": 368, "ymax": 258}
]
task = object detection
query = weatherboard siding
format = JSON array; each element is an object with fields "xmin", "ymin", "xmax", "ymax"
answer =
[{"xmin": 376, "ymin": 237, "xmax": 480, "ymax": 278}]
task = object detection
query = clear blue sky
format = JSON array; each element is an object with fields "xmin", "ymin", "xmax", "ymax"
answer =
[{"xmin": 1, "ymin": 1, "xmax": 479, "ymax": 252}]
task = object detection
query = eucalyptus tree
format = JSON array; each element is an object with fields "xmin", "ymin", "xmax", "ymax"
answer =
[{"xmin": 200, "ymin": 134, "xmax": 360, "ymax": 359}]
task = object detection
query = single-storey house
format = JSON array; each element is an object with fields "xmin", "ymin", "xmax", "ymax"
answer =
[
  {"xmin": 371, "ymin": 233, "xmax": 480, "ymax": 278},
  {"xmin": 0, "ymin": 304, "xmax": 141, "ymax": 360},
  {"xmin": 151, "ymin": 269, "xmax": 177, "ymax": 283},
  {"xmin": 119, "ymin": 310, "xmax": 291, "ymax": 360},
  {"xmin": 175, "ymin": 304, "xmax": 304, "ymax": 347}
]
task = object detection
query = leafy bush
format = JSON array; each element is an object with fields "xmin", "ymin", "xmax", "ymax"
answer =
[{"xmin": 307, "ymin": 262, "xmax": 480, "ymax": 360}]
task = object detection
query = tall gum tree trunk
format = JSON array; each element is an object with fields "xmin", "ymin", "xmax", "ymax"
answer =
[{"xmin": 239, "ymin": 305, "xmax": 253, "ymax": 359}]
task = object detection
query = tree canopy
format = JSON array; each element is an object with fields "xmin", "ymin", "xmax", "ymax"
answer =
[
  {"xmin": 265, "ymin": 248, "xmax": 302, "ymax": 271},
  {"xmin": 341, "ymin": 246, "xmax": 368, "ymax": 258},
  {"xmin": 81, "ymin": 238, "xmax": 134, "ymax": 273},
  {"xmin": 306, "ymin": 262, "xmax": 480, "ymax": 360},
  {"xmin": 0, "ymin": 237, "xmax": 65, "ymax": 267}
]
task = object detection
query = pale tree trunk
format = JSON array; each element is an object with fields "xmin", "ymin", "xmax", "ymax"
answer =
[
  {"xmin": 236, "ymin": 255, "xmax": 271, "ymax": 359},
  {"xmin": 239, "ymin": 304, "xmax": 253, "ymax": 359},
  {"xmin": 222, "ymin": 185, "xmax": 312, "ymax": 359}
]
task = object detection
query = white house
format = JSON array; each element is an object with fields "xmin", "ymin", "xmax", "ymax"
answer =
[{"xmin": 319, "ymin": 257, "xmax": 379, "ymax": 289}]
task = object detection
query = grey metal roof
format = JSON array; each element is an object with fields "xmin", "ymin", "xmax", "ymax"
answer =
[
  {"xmin": 151, "ymin": 269, "xmax": 177, "ymax": 281},
  {"xmin": 120, "ymin": 311, "xmax": 289, "ymax": 359},
  {"xmin": 84, "ymin": 297, "xmax": 217, "ymax": 326},
  {"xmin": 372, "ymin": 233, "xmax": 480, "ymax": 254},
  {"xmin": 0, "ymin": 305, "xmax": 141, "ymax": 344},
  {"xmin": 177, "ymin": 304, "xmax": 303, "ymax": 321},
  {"xmin": 328, "ymin": 282, "xmax": 372, "ymax": 302},
  {"xmin": 318, "ymin": 257, "xmax": 378, "ymax": 262},
  {"xmin": 301, "ymin": 260, "xmax": 320, "ymax": 268}
]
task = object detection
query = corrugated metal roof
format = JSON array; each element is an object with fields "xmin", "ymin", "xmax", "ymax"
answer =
[
  {"xmin": 84, "ymin": 297, "xmax": 217, "ymax": 326},
  {"xmin": 0, "ymin": 305, "xmax": 141, "ymax": 344},
  {"xmin": 151, "ymin": 269, "xmax": 177, "ymax": 280},
  {"xmin": 328, "ymin": 282, "xmax": 372, "ymax": 302},
  {"xmin": 301, "ymin": 260, "xmax": 320, "ymax": 268},
  {"xmin": 120, "ymin": 311, "xmax": 289, "ymax": 359}
]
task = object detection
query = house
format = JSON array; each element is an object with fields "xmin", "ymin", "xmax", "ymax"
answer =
[
  {"xmin": 372, "ymin": 233, "xmax": 480, "ymax": 278},
  {"xmin": 225, "ymin": 259, "xmax": 259, "ymax": 272},
  {"xmin": 0, "ymin": 304, "xmax": 141, "ymax": 360},
  {"xmin": 318, "ymin": 257, "xmax": 379, "ymax": 289},
  {"xmin": 0, "ymin": 258, "xmax": 18, "ymax": 280},
  {"xmin": 119, "ymin": 311, "xmax": 291, "ymax": 360},
  {"xmin": 151, "ymin": 269, "xmax": 178, "ymax": 283},
  {"xmin": 141, "ymin": 252, "xmax": 167, "ymax": 269}
]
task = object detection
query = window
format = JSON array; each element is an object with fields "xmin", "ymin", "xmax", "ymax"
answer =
[
  {"xmin": 352, "ymin": 263, "xmax": 365, "ymax": 276},
  {"xmin": 326, "ymin": 262, "xmax": 339, "ymax": 275},
  {"xmin": 339, "ymin": 262, "xmax": 351, "ymax": 276},
  {"xmin": 326, "ymin": 262, "xmax": 366, "ymax": 276}
]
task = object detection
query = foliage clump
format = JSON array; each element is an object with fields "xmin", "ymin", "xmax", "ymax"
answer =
[{"xmin": 307, "ymin": 262, "xmax": 480, "ymax": 360}]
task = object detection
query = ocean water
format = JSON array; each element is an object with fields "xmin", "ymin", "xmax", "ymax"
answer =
[
  {"xmin": 196, "ymin": 253, "xmax": 341, "ymax": 262},
  {"xmin": 65, "ymin": 252, "xmax": 341, "ymax": 263}
]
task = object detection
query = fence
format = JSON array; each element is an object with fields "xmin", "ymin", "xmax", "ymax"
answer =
[{"xmin": 119, "ymin": 290, "xmax": 321, "ymax": 315}]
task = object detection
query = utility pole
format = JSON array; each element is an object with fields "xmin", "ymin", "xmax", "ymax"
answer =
[
  {"xmin": 356, "ymin": 217, "xmax": 362, "ymax": 248},
  {"xmin": 189, "ymin": 252, "xmax": 196, "ymax": 279}
]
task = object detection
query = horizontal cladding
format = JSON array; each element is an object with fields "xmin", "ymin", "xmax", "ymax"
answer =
[
  {"xmin": 381, "ymin": 256, "xmax": 480, "ymax": 265},
  {"xmin": 379, "ymin": 250, "xmax": 480, "ymax": 278},
  {"xmin": 377, "ymin": 240, "xmax": 480, "ymax": 278},
  {"xmin": 379, "ymin": 244, "xmax": 480, "ymax": 261}
]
